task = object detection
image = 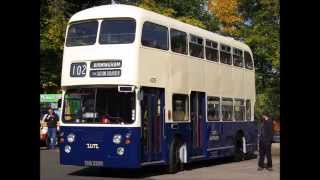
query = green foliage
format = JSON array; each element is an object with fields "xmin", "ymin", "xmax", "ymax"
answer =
[
  {"xmin": 40, "ymin": 0, "xmax": 71, "ymax": 93},
  {"xmin": 42, "ymin": 0, "xmax": 69, "ymax": 51},
  {"xmin": 177, "ymin": 16, "xmax": 207, "ymax": 29},
  {"xmin": 238, "ymin": 0, "xmax": 280, "ymax": 119},
  {"xmin": 138, "ymin": 0, "xmax": 176, "ymax": 17},
  {"xmin": 40, "ymin": 0, "xmax": 280, "ymax": 119},
  {"xmin": 138, "ymin": 0, "xmax": 209, "ymax": 29}
]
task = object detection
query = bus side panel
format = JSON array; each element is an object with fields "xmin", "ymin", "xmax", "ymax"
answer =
[
  {"xmin": 206, "ymin": 121, "xmax": 257, "ymax": 158},
  {"xmin": 59, "ymin": 126, "xmax": 141, "ymax": 168},
  {"xmin": 220, "ymin": 121, "xmax": 258, "ymax": 154},
  {"xmin": 163, "ymin": 121, "xmax": 257, "ymax": 163},
  {"xmin": 164, "ymin": 122, "xmax": 192, "ymax": 161}
]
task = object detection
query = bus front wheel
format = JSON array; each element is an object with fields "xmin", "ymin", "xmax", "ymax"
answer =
[{"xmin": 168, "ymin": 138, "xmax": 183, "ymax": 173}]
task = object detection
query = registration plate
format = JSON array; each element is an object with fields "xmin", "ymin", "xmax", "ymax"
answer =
[{"xmin": 84, "ymin": 160, "xmax": 104, "ymax": 167}]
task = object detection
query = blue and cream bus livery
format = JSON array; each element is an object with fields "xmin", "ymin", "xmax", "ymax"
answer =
[{"xmin": 59, "ymin": 4, "xmax": 257, "ymax": 173}]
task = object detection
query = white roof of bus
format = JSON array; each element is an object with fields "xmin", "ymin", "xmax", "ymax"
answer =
[{"xmin": 69, "ymin": 4, "xmax": 252, "ymax": 53}]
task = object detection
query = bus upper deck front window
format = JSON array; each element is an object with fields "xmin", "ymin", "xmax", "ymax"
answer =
[
  {"xmin": 66, "ymin": 21, "xmax": 98, "ymax": 47},
  {"xmin": 63, "ymin": 88, "xmax": 135, "ymax": 124},
  {"xmin": 99, "ymin": 18, "xmax": 136, "ymax": 44}
]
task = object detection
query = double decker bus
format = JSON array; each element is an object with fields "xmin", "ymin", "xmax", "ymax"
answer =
[{"xmin": 59, "ymin": 4, "xmax": 257, "ymax": 173}]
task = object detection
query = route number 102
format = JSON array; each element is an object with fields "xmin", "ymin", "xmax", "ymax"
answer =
[{"xmin": 70, "ymin": 63, "xmax": 86, "ymax": 77}]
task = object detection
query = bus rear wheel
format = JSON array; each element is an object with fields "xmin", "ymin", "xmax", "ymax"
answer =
[
  {"xmin": 233, "ymin": 135, "xmax": 245, "ymax": 162},
  {"xmin": 168, "ymin": 138, "xmax": 183, "ymax": 173}
]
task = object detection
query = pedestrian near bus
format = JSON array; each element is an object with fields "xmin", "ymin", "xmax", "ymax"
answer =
[
  {"xmin": 258, "ymin": 113, "xmax": 274, "ymax": 171},
  {"xmin": 41, "ymin": 107, "xmax": 59, "ymax": 149}
]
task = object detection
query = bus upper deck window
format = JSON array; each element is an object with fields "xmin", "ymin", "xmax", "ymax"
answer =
[
  {"xmin": 205, "ymin": 40, "xmax": 218, "ymax": 62},
  {"xmin": 170, "ymin": 29, "xmax": 187, "ymax": 55},
  {"xmin": 233, "ymin": 48, "xmax": 243, "ymax": 67},
  {"xmin": 142, "ymin": 22, "xmax": 168, "ymax": 50},
  {"xmin": 99, "ymin": 18, "xmax": 136, "ymax": 44},
  {"xmin": 66, "ymin": 21, "xmax": 98, "ymax": 47},
  {"xmin": 189, "ymin": 35, "xmax": 204, "ymax": 58},
  {"xmin": 244, "ymin": 51, "xmax": 254, "ymax": 70},
  {"xmin": 220, "ymin": 44, "xmax": 232, "ymax": 65}
]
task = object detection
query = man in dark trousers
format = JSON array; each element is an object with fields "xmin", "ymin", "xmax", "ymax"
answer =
[
  {"xmin": 258, "ymin": 113, "xmax": 274, "ymax": 171},
  {"xmin": 41, "ymin": 107, "xmax": 59, "ymax": 149}
]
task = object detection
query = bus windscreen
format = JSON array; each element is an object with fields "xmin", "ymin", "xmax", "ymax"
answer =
[{"xmin": 63, "ymin": 88, "xmax": 135, "ymax": 124}]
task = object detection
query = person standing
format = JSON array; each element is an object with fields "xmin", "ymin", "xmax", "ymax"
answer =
[
  {"xmin": 41, "ymin": 107, "xmax": 59, "ymax": 149},
  {"xmin": 258, "ymin": 113, "xmax": 274, "ymax": 171}
]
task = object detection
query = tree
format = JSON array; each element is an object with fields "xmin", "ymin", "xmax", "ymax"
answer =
[
  {"xmin": 238, "ymin": 0, "xmax": 280, "ymax": 118},
  {"xmin": 138, "ymin": 0, "xmax": 208, "ymax": 29},
  {"xmin": 208, "ymin": 0, "xmax": 243, "ymax": 35},
  {"xmin": 138, "ymin": 0, "xmax": 176, "ymax": 17},
  {"xmin": 39, "ymin": 0, "xmax": 279, "ymax": 120},
  {"xmin": 40, "ymin": 0, "xmax": 72, "ymax": 93}
]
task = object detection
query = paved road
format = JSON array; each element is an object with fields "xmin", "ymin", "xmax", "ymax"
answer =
[{"xmin": 41, "ymin": 144, "xmax": 280, "ymax": 180}]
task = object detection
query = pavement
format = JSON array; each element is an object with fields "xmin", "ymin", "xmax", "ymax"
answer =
[{"xmin": 41, "ymin": 143, "xmax": 280, "ymax": 180}]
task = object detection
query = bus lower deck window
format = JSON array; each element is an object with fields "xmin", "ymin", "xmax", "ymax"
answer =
[
  {"xmin": 172, "ymin": 94, "xmax": 189, "ymax": 121},
  {"xmin": 234, "ymin": 99, "xmax": 245, "ymax": 121},
  {"xmin": 221, "ymin": 98, "xmax": 233, "ymax": 121},
  {"xmin": 207, "ymin": 96, "xmax": 220, "ymax": 121}
]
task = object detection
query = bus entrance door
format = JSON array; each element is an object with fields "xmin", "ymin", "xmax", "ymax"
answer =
[
  {"xmin": 190, "ymin": 91, "xmax": 206, "ymax": 158},
  {"xmin": 141, "ymin": 88, "xmax": 164, "ymax": 163}
]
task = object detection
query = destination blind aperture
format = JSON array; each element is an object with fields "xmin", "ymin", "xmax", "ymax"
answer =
[
  {"xmin": 90, "ymin": 60, "xmax": 122, "ymax": 69},
  {"xmin": 90, "ymin": 69, "xmax": 121, "ymax": 77}
]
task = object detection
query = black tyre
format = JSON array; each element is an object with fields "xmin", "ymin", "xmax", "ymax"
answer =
[
  {"xmin": 233, "ymin": 135, "xmax": 245, "ymax": 162},
  {"xmin": 168, "ymin": 138, "xmax": 183, "ymax": 173},
  {"xmin": 245, "ymin": 151, "xmax": 257, "ymax": 160}
]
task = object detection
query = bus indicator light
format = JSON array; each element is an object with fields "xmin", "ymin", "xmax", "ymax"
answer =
[
  {"xmin": 125, "ymin": 133, "xmax": 131, "ymax": 139},
  {"xmin": 125, "ymin": 139, "xmax": 131, "ymax": 144}
]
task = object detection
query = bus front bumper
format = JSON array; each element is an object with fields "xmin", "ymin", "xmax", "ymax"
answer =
[{"xmin": 59, "ymin": 126, "xmax": 141, "ymax": 168}]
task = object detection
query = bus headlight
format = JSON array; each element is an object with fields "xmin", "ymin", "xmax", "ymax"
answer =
[
  {"xmin": 64, "ymin": 145, "xmax": 71, "ymax": 153},
  {"xmin": 116, "ymin": 147, "xmax": 125, "ymax": 156},
  {"xmin": 67, "ymin": 133, "xmax": 75, "ymax": 143},
  {"xmin": 113, "ymin": 134, "xmax": 122, "ymax": 144}
]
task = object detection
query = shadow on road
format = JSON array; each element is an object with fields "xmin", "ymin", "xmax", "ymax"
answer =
[{"xmin": 68, "ymin": 156, "xmax": 256, "ymax": 179}]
